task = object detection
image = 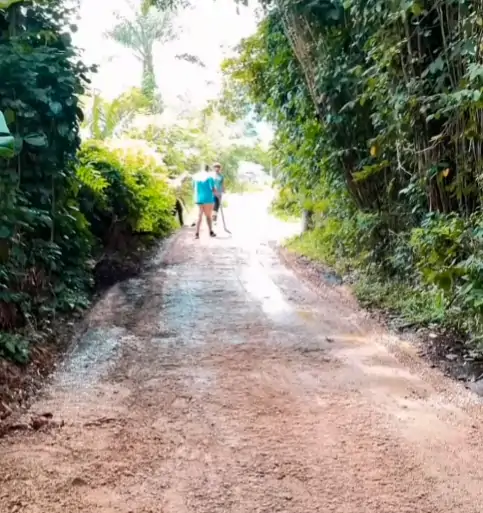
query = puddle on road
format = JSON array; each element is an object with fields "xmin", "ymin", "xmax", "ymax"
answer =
[
  {"xmin": 296, "ymin": 310, "xmax": 317, "ymax": 323},
  {"xmin": 239, "ymin": 262, "xmax": 295, "ymax": 325}
]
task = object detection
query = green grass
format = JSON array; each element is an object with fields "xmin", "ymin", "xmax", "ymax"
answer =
[
  {"xmin": 287, "ymin": 230, "xmax": 446, "ymax": 328},
  {"xmin": 353, "ymin": 276, "xmax": 445, "ymax": 326}
]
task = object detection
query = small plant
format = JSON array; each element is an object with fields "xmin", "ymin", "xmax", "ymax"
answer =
[{"xmin": 0, "ymin": 333, "xmax": 29, "ymax": 365}]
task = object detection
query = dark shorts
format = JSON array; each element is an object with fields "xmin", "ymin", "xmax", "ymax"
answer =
[{"xmin": 214, "ymin": 196, "xmax": 221, "ymax": 212}]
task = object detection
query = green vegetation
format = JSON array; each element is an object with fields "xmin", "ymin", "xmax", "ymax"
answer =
[
  {"xmin": 82, "ymin": 88, "xmax": 151, "ymax": 140},
  {"xmin": 132, "ymin": 123, "xmax": 271, "ymax": 188},
  {"xmin": 0, "ymin": 1, "xmax": 95, "ymax": 363},
  {"xmin": 78, "ymin": 141, "xmax": 175, "ymax": 247},
  {"xmin": 0, "ymin": 1, "xmax": 177, "ymax": 364},
  {"xmin": 270, "ymin": 186, "xmax": 301, "ymax": 221},
  {"xmin": 221, "ymin": 2, "xmax": 483, "ymax": 344},
  {"xmin": 133, "ymin": 123, "xmax": 216, "ymax": 176}
]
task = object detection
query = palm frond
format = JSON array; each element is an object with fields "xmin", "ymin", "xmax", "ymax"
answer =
[{"xmin": 175, "ymin": 53, "xmax": 206, "ymax": 67}]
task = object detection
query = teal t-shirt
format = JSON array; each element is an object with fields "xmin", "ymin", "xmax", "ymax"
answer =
[
  {"xmin": 193, "ymin": 173, "xmax": 215, "ymax": 204},
  {"xmin": 213, "ymin": 174, "xmax": 224, "ymax": 197}
]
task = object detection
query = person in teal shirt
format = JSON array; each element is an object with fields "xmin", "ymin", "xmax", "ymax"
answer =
[
  {"xmin": 192, "ymin": 165, "xmax": 218, "ymax": 239},
  {"xmin": 212, "ymin": 162, "xmax": 225, "ymax": 224}
]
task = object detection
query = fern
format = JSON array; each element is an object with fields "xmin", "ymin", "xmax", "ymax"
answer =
[{"xmin": 77, "ymin": 165, "xmax": 109, "ymax": 195}]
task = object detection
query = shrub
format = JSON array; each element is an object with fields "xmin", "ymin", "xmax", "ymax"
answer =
[
  {"xmin": 271, "ymin": 186, "xmax": 301, "ymax": 219},
  {"xmin": 0, "ymin": 1, "xmax": 94, "ymax": 362},
  {"xmin": 77, "ymin": 141, "xmax": 176, "ymax": 251}
]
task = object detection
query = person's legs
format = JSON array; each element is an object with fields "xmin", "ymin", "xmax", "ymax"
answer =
[
  {"xmin": 175, "ymin": 199, "xmax": 184, "ymax": 226},
  {"xmin": 213, "ymin": 197, "xmax": 220, "ymax": 222},
  {"xmin": 195, "ymin": 204, "xmax": 203, "ymax": 238},
  {"xmin": 203, "ymin": 204, "xmax": 215, "ymax": 236}
]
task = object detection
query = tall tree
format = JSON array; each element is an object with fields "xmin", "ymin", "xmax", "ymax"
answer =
[{"xmin": 106, "ymin": 1, "xmax": 176, "ymax": 113}]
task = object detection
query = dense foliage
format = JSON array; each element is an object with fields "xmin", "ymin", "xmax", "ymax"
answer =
[
  {"xmin": 135, "ymin": 124, "xmax": 217, "ymax": 176},
  {"xmin": 82, "ymin": 88, "xmax": 151, "ymax": 140},
  {"xmin": 0, "ymin": 2, "xmax": 94, "ymax": 363},
  {"xmin": 0, "ymin": 2, "xmax": 176, "ymax": 364},
  {"xmin": 133, "ymin": 123, "xmax": 271, "ymax": 189},
  {"xmin": 222, "ymin": 1, "xmax": 483, "ymax": 344},
  {"xmin": 78, "ymin": 141, "xmax": 175, "ymax": 249}
]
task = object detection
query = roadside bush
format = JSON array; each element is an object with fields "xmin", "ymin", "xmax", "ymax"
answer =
[
  {"xmin": 408, "ymin": 213, "xmax": 483, "ymax": 340},
  {"xmin": 289, "ymin": 208, "xmax": 483, "ymax": 337},
  {"xmin": 0, "ymin": 3, "xmax": 177, "ymax": 367},
  {"xmin": 0, "ymin": 1, "xmax": 94, "ymax": 362},
  {"xmin": 78, "ymin": 141, "xmax": 176, "ymax": 251},
  {"xmin": 270, "ymin": 186, "xmax": 301, "ymax": 219}
]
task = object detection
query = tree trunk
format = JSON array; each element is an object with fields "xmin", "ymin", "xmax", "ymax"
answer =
[
  {"xmin": 301, "ymin": 208, "xmax": 313, "ymax": 233},
  {"xmin": 142, "ymin": 54, "xmax": 160, "ymax": 112}
]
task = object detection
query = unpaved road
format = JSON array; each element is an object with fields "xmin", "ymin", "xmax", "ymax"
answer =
[{"xmin": 2, "ymin": 191, "xmax": 483, "ymax": 513}]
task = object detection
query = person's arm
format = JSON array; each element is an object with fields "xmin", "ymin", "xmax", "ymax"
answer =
[{"xmin": 221, "ymin": 175, "xmax": 226, "ymax": 194}]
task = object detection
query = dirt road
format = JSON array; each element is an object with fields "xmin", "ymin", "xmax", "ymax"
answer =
[{"xmin": 2, "ymin": 191, "xmax": 483, "ymax": 512}]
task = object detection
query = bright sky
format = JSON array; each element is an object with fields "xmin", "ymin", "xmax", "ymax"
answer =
[
  {"xmin": 74, "ymin": 0, "xmax": 272, "ymax": 146},
  {"xmin": 74, "ymin": 0, "xmax": 258, "ymax": 106}
]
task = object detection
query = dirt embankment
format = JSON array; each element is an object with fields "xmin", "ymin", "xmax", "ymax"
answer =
[{"xmin": 0, "ymin": 235, "xmax": 161, "ymax": 432}]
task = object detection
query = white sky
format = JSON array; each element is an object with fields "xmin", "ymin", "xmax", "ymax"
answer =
[
  {"xmin": 75, "ymin": 0, "xmax": 258, "ymax": 105},
  {"xmin": 74, "ymin": 0, "xmax": 272, "ymax": 146}
]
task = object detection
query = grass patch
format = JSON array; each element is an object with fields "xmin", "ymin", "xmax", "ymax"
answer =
[
  {"xmin": 287, "ymin": 230, "xmax": 445, "ymax": 328},
  {"xmin": 353, "ymin": 276, "xmax": 445, "ymax": 327}
]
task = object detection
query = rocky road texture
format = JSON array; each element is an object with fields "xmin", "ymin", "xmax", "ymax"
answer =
[{"xmin": 1, "ymin": 191, "xmax": 483, "ymax": 513}]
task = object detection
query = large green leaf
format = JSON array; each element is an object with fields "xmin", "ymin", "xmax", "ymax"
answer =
[
  {"xmin": 3, "ymin": 108, "xmax": 15, "ymax": 125},
  {"xmin": 49, "ymin": 101, "xmax": 63, "ymax": 116},
  {"xmin": 0, "ymin": 135, "xmax": 15, "ymax": 158},
  {"xmin": 24, "ymin": 132, "xmax": 48, "ymax": 147}
]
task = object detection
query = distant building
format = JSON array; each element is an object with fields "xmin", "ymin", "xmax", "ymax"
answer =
[{"xmin": 237, "ymin": 161, "xmax": 272, "ymax": 186}]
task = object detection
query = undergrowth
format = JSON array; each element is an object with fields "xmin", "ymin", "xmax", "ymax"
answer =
[
  {"xmin": 287, "ymin": 205, "xmax": 483, "ymax": 343},
  {"xmin": 270, "ymin": 186, "xmax": 301, "ymax": 221}
]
